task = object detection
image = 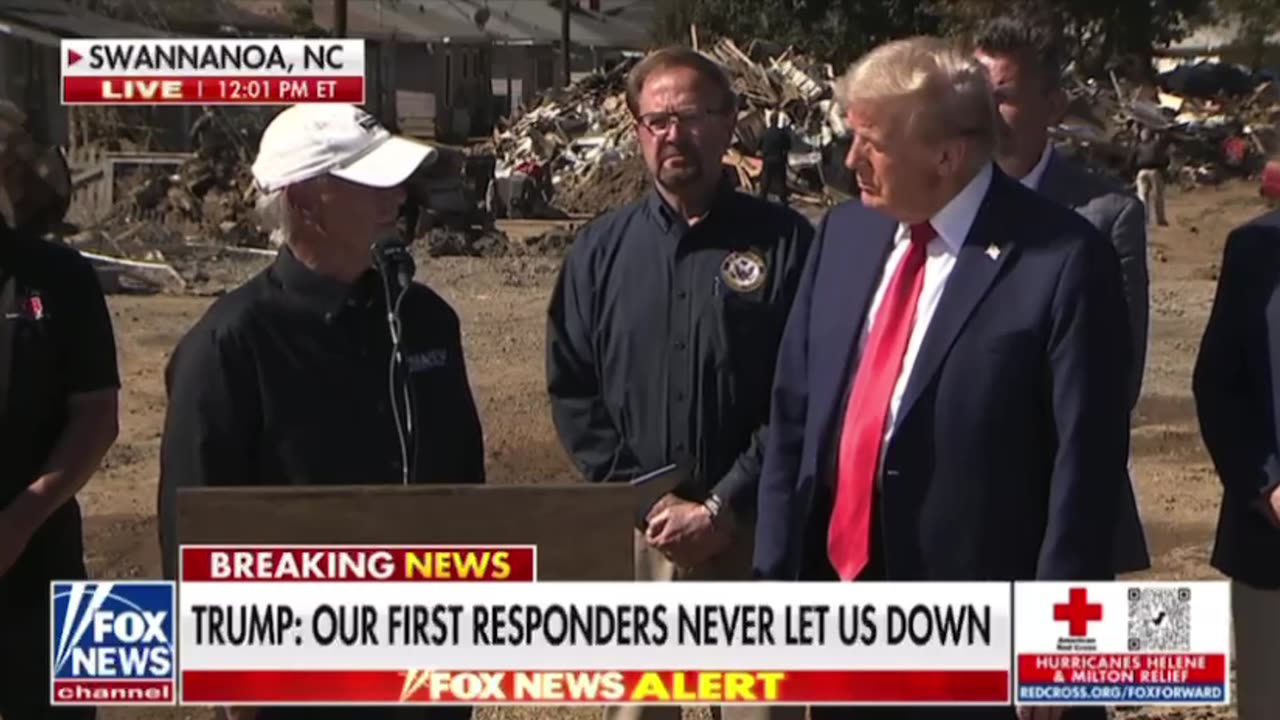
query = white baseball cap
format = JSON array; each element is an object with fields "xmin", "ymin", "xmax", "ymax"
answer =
[{"xmin": 250, "ymin": 104, "xmax": 437, "ymax": 193}]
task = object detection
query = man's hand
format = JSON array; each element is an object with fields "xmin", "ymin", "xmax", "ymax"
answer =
[
  {"xmin": 221, "ymin": 706, "xmax": 259, "ymax": 720},
  {"xmin": 0, "ymin": 495, "xmax": 44, "ymax": 577},
  {"xmin": 645, "ymin": 497, "xmax": 731, "ymax": 568},
  {"xmin": 644, "ymin": 493, "xmax": 682, "ymax": 524},
  {"xmin": 1017, "ymin": 706, "xmax": 1066, "ymax": 720}
]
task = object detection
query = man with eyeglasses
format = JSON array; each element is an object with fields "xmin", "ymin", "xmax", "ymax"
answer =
[{"xmin": 545, "ymin": 46, "xmax": 813, "ymax": 720}]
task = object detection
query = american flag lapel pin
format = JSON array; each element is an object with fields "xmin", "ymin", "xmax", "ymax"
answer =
[{"xmin": 985, "ymin": 244, "xmax": 1001, "ymax": 260}]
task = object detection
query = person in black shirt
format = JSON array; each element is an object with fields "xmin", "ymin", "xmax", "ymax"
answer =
[
  {"xmin": 157, "ymin": 104, "xmax": 484, "ymax": 720},
  {"xmin": 757, "ymin": 110, "xmax": 792, "ymax": 206},
  {"xmin": 545, "ymin": 48, "xmax": 813, "ymax": 720},
  {"xmin": 0, "ymin": 101, "xmax": 120, "ymax": 720}
]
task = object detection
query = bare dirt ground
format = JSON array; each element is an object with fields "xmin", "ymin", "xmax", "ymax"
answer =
[{"xmin": 76, "ymin": 182, "xmax": 1271, "ymax": 720}]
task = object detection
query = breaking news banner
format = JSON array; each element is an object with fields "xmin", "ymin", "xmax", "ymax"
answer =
[
  {"xmin": 60, "ymin": 39, "xmax": 365, "ymax": 105},
  {"xmin": 170, "ymin": 546, "xmax": 1012, "ymax": 706},
  {"xmin": 50, "ymin": 580, "xmax": 177, "ymax": 706},
  {"xmin": 1013, "ymin": 581, "xmax": 1231, "ymax": 707}
]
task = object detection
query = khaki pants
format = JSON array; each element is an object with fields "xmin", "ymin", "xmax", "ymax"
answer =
[
  {"xmin": 1135, "ymin": 169, "xmax": 1167, "ymax": 226},
  {"xmin": 602, "ymin": 529, "xmax": 805, "ymax": 720},
  {"xmin": 1233, "ymin": 580, "xmax": 1280, "ymax": 719}
]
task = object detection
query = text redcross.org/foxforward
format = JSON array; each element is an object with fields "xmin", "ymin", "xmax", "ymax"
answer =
[{"xmin": 51, "ymin": 545, "xmax": 1231, "ymax": 707}]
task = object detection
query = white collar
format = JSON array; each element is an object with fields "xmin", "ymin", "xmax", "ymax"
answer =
[
  {"xmin": 1020, "ymin": 142, "xmax": 1054, "ymax": 190},
  {"xmin": 905, "ymin": 161, "xmax": 993, "ymax": 254}
]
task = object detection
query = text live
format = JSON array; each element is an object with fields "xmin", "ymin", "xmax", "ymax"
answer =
[{"xmin": 62, "ymin": 76, "xmax": 364, "ymax": 105}]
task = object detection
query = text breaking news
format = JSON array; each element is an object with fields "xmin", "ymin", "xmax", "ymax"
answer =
[
  {"xmin": 51, "ymin": 546, "xmax": 1234, "ymax": 709},
  {"xmin": 60, "ymin": 39, "xmax": 366, "ymax": 105}
]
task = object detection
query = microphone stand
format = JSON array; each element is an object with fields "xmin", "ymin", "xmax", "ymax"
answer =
[{"xmin": 373, "ymin": 239, "xmax": 416, "ymax": 486}]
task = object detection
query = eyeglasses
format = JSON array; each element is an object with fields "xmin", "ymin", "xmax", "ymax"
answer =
[{"xmin": 635, "ymin": 108, "xmax": 726, "ymax": 135}]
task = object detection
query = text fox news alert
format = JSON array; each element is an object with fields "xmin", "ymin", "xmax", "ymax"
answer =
[
  {"xmin": 60, "ymin": 39, "xmax": 365, "ymax": 105},
  {"xmin": 50, "ymin": 545, "xmax": 1232, "ymax": 709}
]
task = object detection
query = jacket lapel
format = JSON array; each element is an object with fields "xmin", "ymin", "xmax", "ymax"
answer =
[
  {"xmin": 814, "ymin": 209, "xmax": 896, "ymax": 441},
  {"xmin": 895, "ymin": 173, "xmax": 1016, "ymax": 424}
]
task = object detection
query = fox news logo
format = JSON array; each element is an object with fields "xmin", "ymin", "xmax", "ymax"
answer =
[{"xmin": 50, "ymin": 581, "xmax": 176, "ymax": 705}]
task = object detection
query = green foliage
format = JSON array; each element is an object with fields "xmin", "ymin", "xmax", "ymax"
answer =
[
  {"xmin": 1214, "ymin": 0, "xmax": 1280, "ymax": 71},
  {"xmin": 655, "ymin": 0, "xmax": 938, "ymax": 66},
  {"xmin": 655, "ymin": 0, "xmax": 1210, "ymax": 76}
]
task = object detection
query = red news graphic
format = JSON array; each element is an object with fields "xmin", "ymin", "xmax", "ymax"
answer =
[
  {"xmin": 1018, "ymin": 655, "xmax": 1227, "ymax": 685},
  {"xmin": 180, "ymin": 669, "xmax": 1012, "ymax": 705},
  {"xmin": 61, "ymin": 39, "xmax": 365, "ymax": 105},
  {"xmin": 179, "ymin": 546, "xmax": 537, "ymax": 582},
  {"xmin": 63, "ymin": 77, "xmax": 363, "ymax": 104}
]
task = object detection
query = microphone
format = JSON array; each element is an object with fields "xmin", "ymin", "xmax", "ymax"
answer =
[
  {"xmin": 371, "ymin": 236, "xmax": 416, "ymax": 295},
  {"xmin": 370, "ymin": 236, "xmax": 416, "ymax": 486}
]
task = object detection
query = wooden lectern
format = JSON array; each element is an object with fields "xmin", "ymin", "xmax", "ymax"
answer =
[{"xmin": 175, "ymin": 483, "xmax": 640, "ymax": 580}]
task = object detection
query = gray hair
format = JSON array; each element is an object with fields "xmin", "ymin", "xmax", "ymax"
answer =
[
  {"xmin": 838, "ymin": 36, "xmax": 999, "ymax": 158},
  {"xmin": 254, "ymin": 186, "xmax": 289, "ymax": 247}
]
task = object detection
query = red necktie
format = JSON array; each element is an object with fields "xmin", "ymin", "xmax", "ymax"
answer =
[{"xmin": 827, "ymin": 222, "xmax": 936, "ymax": 580}]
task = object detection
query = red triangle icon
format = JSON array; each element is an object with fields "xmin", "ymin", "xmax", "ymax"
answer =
[{"xmin": 67, "ymin": 49, "xmax": 82, "ymax": 65}]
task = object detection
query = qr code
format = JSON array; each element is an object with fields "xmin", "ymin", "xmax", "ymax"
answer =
[{"xmin": 1127, "ymin": 586, "xmax": 1191, "ymax": 651}]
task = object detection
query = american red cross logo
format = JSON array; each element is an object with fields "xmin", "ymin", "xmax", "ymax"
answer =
[{"xmin": 1054, "ymin": 587, "xmax": 1103, "ymax": 637}]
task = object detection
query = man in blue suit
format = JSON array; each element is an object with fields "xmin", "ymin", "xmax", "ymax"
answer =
[
  {"xmin": 1192, "ymin": 209, "xmax": 1280, "ymax": 719},
  {"xmin": 753, "ymin": 36, "xmax": 1130, "ymax": 720}
]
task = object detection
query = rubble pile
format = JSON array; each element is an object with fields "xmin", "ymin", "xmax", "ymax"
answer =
[
  {"xmin": 424, "ymin": 227, "xmax": 512, "ymax": 258},
  {"xmin": 127, "ymin": 153, "xmax": 265, "ymax": 245},
  {"xmin": 522, "ymin": 227, "xmax": 577, "ymax": 256},
  {"xmin": 130, "ymin": 161, "xmax": 264, "ymax": 244},
  {"xmin": 1052, "ymin": 61, "xmax": 1280, "ymax": 187},
  {"xmin": 487, "ymin": 38, "xmax": 844, "ymax": 217},
  {"xmin": 553, "ymin": 153, "xmax": 651, "ymax": 216}
]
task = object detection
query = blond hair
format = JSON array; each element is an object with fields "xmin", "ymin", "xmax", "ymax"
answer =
[{"xmin": 838, "ymin": 37, "xmax": 998, "ymax": 157}]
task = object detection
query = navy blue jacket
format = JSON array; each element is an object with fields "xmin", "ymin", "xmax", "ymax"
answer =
[
  {"xmin": 754, "ymin": 166, "xmax": 1133, "ymax": 583},
  {"xmin": 1193, "ymin": 208, "xmax": 1280, "ymax": 590}
]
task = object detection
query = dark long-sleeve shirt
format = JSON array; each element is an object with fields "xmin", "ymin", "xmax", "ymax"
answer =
[
  {"xmin": 158, "ymin": 247, "xmax": 485, "ymax": 579},
  {"xmin": 546, "ymin": 184, "xmax": 814, "ymax": 518},
  {"xmin": 0, "ymin": 229, "xmax": 119, "ymax": 603}
]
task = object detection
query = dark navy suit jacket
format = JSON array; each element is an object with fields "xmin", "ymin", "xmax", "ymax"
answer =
[
  {"xmin": 1193, "ymin": 208, "xmax": 1280, "ymax": 590},
  {"xmin": 754, "ymin": 166, "xmax": 1133, "ymax": 583}
]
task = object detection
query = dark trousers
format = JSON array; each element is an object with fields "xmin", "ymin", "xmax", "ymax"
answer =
[
  {"xmin": 758, "ymin": 163, "xmax": 789, "ymax": 206},
  {"xmin": 802, "ymin": 486, "xmax": 1106, "ymax": 720},
  {"xmin": 0, "ymin": 588, "xmax": 95, "ymax": 720}
]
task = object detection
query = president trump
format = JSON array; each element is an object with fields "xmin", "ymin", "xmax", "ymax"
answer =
[{"xmin": 753, "ymin": 37, "xmax": 1129, "ymax": 719}]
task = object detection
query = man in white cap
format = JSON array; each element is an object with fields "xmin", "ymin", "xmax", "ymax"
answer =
[{"xmin": 157, "ymin": 104, "xmax": 485, "ymax": 720}]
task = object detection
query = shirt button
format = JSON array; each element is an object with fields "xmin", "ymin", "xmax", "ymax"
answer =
[
  {"xmin": 676, "ymin": 391, "xmax": 686, "ymax": 402},
  {"xmin": 675, "ymin": 443, "xmax": 686, "ymax": 453},
  {"xmin": 677, "ymin": 290, "xmax": 688, "ymax": 300},
  {"xmin": 674, "ymin": 341, "xmax": 686, "ymax": 351}
]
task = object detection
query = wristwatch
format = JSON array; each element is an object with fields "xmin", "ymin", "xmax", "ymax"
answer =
[{"xmin": 703, "ymin": 494, "xmax": 733, "ymax": 530}]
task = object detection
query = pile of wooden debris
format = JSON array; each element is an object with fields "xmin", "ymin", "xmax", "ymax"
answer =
[
  {"xmin": 1052, "ymin": 61, "xmax": 1280, "ymax": 187},
  {"xmin": 486, "ymin": 38, "xmax": 848, "ymax": 217}
]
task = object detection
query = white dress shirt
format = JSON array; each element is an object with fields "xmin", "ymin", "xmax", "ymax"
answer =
[
  {"xmin": 856, "ymin": 162, "xmax": 994, "ymax": 452},
  {"xmin": 1019, "ymin": 142, "xmax": 1054, "ymax": 191}
]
